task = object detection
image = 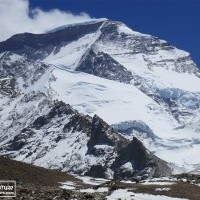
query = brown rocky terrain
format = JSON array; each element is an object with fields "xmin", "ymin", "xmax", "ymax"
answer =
[
  {"xmin": 0, "ymin": 156, "xmax": 105, "ymax": 199},
  {"xmin": 0, "ymin": 156, "xmax": 200, "ymax": 199}
]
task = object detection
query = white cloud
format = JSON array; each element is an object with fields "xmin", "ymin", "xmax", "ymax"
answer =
[{"xmin": 0, "ymin": 0, "xmax": 92, "ymax": 41}]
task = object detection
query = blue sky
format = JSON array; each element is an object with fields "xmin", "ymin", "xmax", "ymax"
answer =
[{"xmin": 29, "ymin": 0, "xmax": 200, "ymax": 67}]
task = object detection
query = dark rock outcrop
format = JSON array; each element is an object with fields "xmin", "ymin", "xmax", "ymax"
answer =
[{"xmin": 77, "ymin": 50, "xmax": 133, "ymax": 83}]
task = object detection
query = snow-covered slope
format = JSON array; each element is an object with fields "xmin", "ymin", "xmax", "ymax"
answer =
[{"xmin": 0, "ymin": 18, "xmax": 200, "ymax": 174}]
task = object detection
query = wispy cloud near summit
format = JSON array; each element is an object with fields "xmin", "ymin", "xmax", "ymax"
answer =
[{"xmin": 0, "ymin": 0, "xmax": 92, "ymax": 41}]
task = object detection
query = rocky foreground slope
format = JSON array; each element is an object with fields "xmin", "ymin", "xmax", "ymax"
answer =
[
  {"xmin": 0, "ymin": 156, "xmax": 200, "ymax": 200},
  {"xmin": 0, "ymin": 156, "xmax": 104, "ymax": 200}
]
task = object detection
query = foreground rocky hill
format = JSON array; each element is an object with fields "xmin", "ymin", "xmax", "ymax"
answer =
[
  {"xmin": 0, "ymin": 156, "xmax": 104, "ymax": 200},
  {"xmin": 0, "ymin": 157, "xmax": 200, "ymax": 200}
]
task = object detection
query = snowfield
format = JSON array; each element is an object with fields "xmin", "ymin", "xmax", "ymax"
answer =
[{"xmin": 106, "ymin": 189, "xmax": 188, "ymax": 200}]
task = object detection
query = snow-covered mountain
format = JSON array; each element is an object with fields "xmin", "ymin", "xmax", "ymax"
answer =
[{"xmin": 0, "ymin": 18, "xmax": 200, "ymax": 176}]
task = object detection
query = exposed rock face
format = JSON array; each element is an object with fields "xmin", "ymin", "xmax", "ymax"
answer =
[
  {"xmin": 88, "ymin": 114, "xmax": 125, "ymax": 149},
  {"xmin": 77, "ymin": 50, "xmax": 133, "ymax": 83},
  {"xmin": 111, "ymin": 137, "xmax": 171, "ymax": 179},
  {"xmin": 0, "ymin": 51, "xmax": 49, "ymax": 95},
  {"xmin": 0, "ymin": 77, "xmax": 17, "ymax": 97}
]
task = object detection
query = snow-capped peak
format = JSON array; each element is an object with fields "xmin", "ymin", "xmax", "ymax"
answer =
[{"xmin": 46, "ymin": 18, "xmax": 108, "ymax": 33}]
